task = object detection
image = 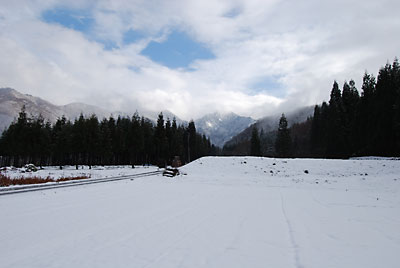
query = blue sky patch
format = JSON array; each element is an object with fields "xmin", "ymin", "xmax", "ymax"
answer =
[
  {"xmin": 42, "ymin": 8, "xmax": 93, "ymax": 33},
  {"xmin": 141, "ymin": 31, "xmax": 215, "ymax": 69},
  {"xmin": 123, "ymin": 29, "xmax": 146, "ymax": 44},
  {"xmin": 250, "ymin": 76, "xmax": 286, "ymax": 98},
  {"xmin": 100, "ymin": 40, "xmax": 119, "ymax": 50},
  {"xmin": 42, "ymin": 8, "xmax": 119, "ymax": 50}
]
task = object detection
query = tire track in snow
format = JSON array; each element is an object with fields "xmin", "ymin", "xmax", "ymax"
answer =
[
  {"xmin": 140, "ymin": 213, "xmax": 214, "ymax": 268},
  {"xmin": 280, "ymin": 191, "xmax": 303, "ymax": 268},
  {"xmin": 137, "ymin": 186, "xmax": 226, "ymax": 268},
  {"xmin": 88, "ymin": 188, "xmax": 220, "ymax": 251}
]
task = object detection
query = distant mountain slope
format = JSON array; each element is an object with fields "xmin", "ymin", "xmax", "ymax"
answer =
[
  {"xmin": 0, "ymin": 87, "xmax": 312, "ymax": 150},
  {"xmin": 0, "ymin": 87, "xmax": 114, "ymax": 131},
  {"xmin": 60, "ymin": 102, "xmax": 112, "ymax": 120},
  {"xmin": 0, "ymin": 87, "xmax": 64, "ymax": 131},
  {"xmin": 145, "ymin": 110, "xmax": 187, "ymax": 126},
  {"xmin": 224, "ymin": 106, "xmax": 314, "ymax": 147},
  {"xmin": 195, "ymin": 112, "xmax": 255, "ymax": 147},
  {"xmin": 136, "ymin": 110, "xmax": 256, "ymax": 148}
]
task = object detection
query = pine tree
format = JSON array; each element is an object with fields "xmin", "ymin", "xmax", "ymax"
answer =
[
  {"xmin": 342, "ymin": 80, "xmax": 360, "ymax": 155},
  {"xmin": 86, "ymin": 114, "xmax": 99, "ymax": 168},
  {"xmin": 310, "ymin": 105, "xmax": 321, "ymax": 154},
  {"xmin": 355, "ymin": 73, "xmax": 376, "ymax": 154},
  {"xmin": 393, "ymin": 58, "xmax": 400, "ymax": 154},
  {"xmin": 170, "ymin": 118, "xmax": 179, "ymax": 158},
  {"xmin": 154, "ymin": 113, "xmax": 166, "ymax": 166},
  {"xmin": 326, "ymin": 81, "xmax": 346, "ymax": 157},
  {"xmin": 275, "ymin": 114, "xmax": 291, "ymax": 157},
  {"xmin": 141, "ymin": 116, "xmax": 155, "ymax": 165},
  {"xmin": 374, "ymin": 61, "xmax": 398, "ymax": 155},
  {"xmin": 129, "ymin": 112, "xmax": 142, "ymax": 166},
  {"xmin": 250, "ymin": 126, "xmax": 262, "ymax": 156},
  {"xmin": 165, "ymin": 118, "xmax": 172, "ymax": 162},
  {"xmin": 187, "ymin": 121, "xmax": 196, "ymax": 162},
  {"xmin": 0, "ymin": 108, "xmax": 218, "ymax": 167},
  {"xmin": 99, "ymin": 118, "xmax": 112, "ymax": 165}
]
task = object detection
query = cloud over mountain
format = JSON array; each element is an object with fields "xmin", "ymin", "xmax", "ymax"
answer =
[{"xmin": 0, "ymin": 0, "xmax": 399, "ymax": 120}]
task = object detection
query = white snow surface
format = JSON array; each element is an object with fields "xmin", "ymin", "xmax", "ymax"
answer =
[
  {"xmin": 1, "ymin": 156, "xmax": 400, "ymax": 268},
  {"xmin": 2, "ymin": 165, "xmax": 158, "ymax": 180}
]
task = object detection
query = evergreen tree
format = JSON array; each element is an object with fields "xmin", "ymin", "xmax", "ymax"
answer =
[
  {"xmin": 71, "ymin": 114, "xmax": 86, "ymax": 167},
  {"xmin": 250, "ymin": 126, "xmax": 262, "ymax": 156},
  {"xmin": 187, "ymin": 121, "xmax": 196, "ymax": 162},
  {"xmin": 86, "ymin": 114, "xmax": 99, "ymax": 168},
  {"xmin": 342, "ymin": 80, "xmax": 360, "ymax": 155},
  {"xmin": 165, "ymin": 118, "xmax": 172, "ymax": 162},
  {"xmin": 275, "ymin": 114, "xmax": 291, "ymax": 157},
  {"xmin": 154, "ymin": 113, "xmax": 166, "ymax": 166},
  {"xmin": 141, "ymin": 116, "xmax": 155, "ymax": 165},
  {"xmin": 393, "ymin": 58, "xmax": 400, "ymax": 153},
  {"xmin": 128, "ymin": 112, "xmax": 142, "ymax": 166},
  {"xmin": 99, "ymin": 118, "xmax": 112, "ymax": 165},
  {"xmin": 354, "ymin": 73, "xmax": 376, "ymax": 154},
  {"xmin": 326, "ymin": 81, "xmax": 346, "ymax": 157},
  {"xmin": 170, "ymin": 118, "xmax": 179, "ymax": 159},
  {"xmin": 52, "ymin": 116, "xmax": 68, "ymax": 166},
  {"xmin": 374, "ymin": 61, "xmax": 398, "ymax": 155},
  {"xmin": 310, "ymin": 105, "xmax": 321, "ymax": 154}
]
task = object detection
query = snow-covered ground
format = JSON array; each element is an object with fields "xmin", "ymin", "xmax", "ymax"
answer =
[
  {"xmin": 1, "ymin": 165, "xmax": 159, "ymax": 180},
  {"xmin": 1, "ymin": 157, "xmax": 399, "ymax": 268}
]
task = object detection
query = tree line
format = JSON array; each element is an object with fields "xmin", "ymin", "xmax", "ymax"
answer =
[
  {"xmin": 228, "ymin": 57, "xmax": 400, "ymax": 158},
  {"xmin": 0, "ymin": 110, "xmax": 218, "ymax": 167},
  {"xmin": 309, "ymin": 58, "xmax": 400, "ymax": 157}
]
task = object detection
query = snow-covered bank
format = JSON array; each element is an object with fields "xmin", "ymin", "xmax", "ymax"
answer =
[
  {"xmin": 0, "ymin": 157, "xmax": 399, "ymax": 268},
  {"xmin": 0, "ymin": 165, "xmax": 159, "ymax": 188}
]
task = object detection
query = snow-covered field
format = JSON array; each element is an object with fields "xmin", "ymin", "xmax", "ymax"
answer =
[
  {"xmin": 1, "ymin": 157, "xmax": 399, "ymax": 268},
  {"xmin": 1, "ymin": 164, "xmax": 159, "ymax": 180}
]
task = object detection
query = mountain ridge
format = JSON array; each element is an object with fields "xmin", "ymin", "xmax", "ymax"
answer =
[
  {"xmin": 224, "ymin": 106, "xmax": 314, "ymax": 148},
  {"xmin": 0, "ymin": 87, "xmax": 313, "ymax": 148},
  {"xmin": 0, "ymin": 88, "xmax": 257, "ymax": 147},
  {"xmin": 195, "ymin": 112, "xmax": 255, "ymax": 147}
]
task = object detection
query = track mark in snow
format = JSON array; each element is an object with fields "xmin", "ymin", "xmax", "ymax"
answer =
[
  {"xmin": 141, "ymin": 213, "xmax": 214, "ymax": 268},
  {"xmin": 280, "ymin": 192, "xmax": 303, "ymax": 268},
  {"xmin": 225, "ymin": 216, "xmax": 246, "ymax": 251},
  {"xmin": 92, "ymin": 188, "xmax": 216, "ymax": 254},
  {"xmin": 309, "ymin": 191, "xmax": 330, "ymax": 208}
]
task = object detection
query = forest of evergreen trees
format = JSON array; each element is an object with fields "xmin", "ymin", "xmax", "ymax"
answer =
[
  {"xmin": 0, "ymin": 110, "xmax": 217, "ymax": 167},
  {"xmin": 1, "ymin": 58, "xmax": 399, "ymax": 165},
  {"xmin": 308, "ymin": 58, "xmax": 400, "ymax": 158},
  {"xmin": 226, "ymin": 58, "xmax": 400, "ymax": 158}
]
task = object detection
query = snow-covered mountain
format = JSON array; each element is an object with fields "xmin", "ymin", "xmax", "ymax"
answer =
[
  {"xmin": 0, "ymin": 87, "xmax": 62, "ymax": 131},
  {"xmin": 224, "ymin": 106, "xmax": 314, "ymax": 147},
  {"xmin": 195, "ymin": 112, "xmax": 255, "ymax": 147},
  {"xmin": 60, "ymin": 102, "xmax": 113, "ymax": 121},
  {"xmin": 0, "ymin": 87, "xmax": 114, "ymax": 131},
  {"xmin": 1, "ymin": 87, "xmax": 307, "ymax": 149},
  {"xmin": 144, "ymin": 110, "xmax": 187, "ymax": 126},
  {"xmin": 142, "ymin": 110, "xmax": 256, "ymax": 147}
]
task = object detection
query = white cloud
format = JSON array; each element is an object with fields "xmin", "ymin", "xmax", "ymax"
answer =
[{"xmin": 0, "ymin": 0, "xmax": 399, "ymax": 121}]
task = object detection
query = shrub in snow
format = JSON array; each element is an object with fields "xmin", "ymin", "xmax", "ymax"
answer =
[{"xmin": 0, "ymin": 174, "xmax": 90, "ymax": 187}]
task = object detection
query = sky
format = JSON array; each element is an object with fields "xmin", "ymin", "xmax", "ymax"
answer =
[{"xmin": 0, "ymin": 0, "xmax": 399, "ymax": 120}]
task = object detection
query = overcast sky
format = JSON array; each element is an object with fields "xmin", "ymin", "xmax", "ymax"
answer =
[{"xmin": 0, "ymin": 0, "xmax": 399, "ymax": 120}]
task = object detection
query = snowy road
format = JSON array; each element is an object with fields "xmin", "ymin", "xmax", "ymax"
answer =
[{"xmin": 1, "ymin": 157, "xmax": 399, "ymax": 267}]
